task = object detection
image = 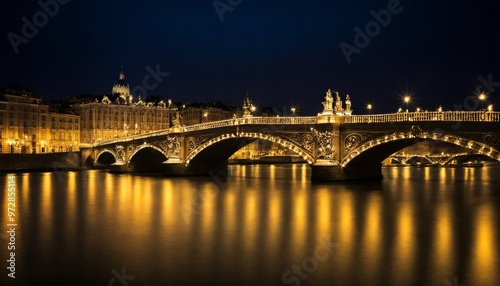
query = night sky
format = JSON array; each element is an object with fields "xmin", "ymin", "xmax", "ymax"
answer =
[{"xmin": 1, "ymin": 0, "xmax": 499, "ymax": 115}]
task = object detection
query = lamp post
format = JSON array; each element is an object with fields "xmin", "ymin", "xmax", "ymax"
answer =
[
  {"xmin": 250, "ymin": 105, "xmax": 256, "ymax": 116},
  {"xmin": 203, "ymin": 111, "xmax": 208, "ymax": 123},
  {"xmin": 367, "ymin": 104, "xmax": 372, "ymax": 115},
  {"xmin": 488, "ymin": 104, "xmax": 493, "ymax": 112},
  {"xmin": 291, "ymin": 107, "xmax": 296, "ymax": 117},
  {"xmin": 404, "ymin": 96, "xmax": 410, "ymax": 112}
]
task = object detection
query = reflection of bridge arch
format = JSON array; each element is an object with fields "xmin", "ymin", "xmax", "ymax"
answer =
[
  {"xmin": 95, "ymin": 149, "xmax": 118, "ymax": 164},
  {"xmin": 127, "ymin": 144, "xmax": 169, "ymax": 164},
  {"xmin": 402, "ymin": 155, "xmax": 436, "ymax": 165},
  {"xmin": 184, "ymin": 132, "xmax": 315, "ymax": 166},
  {"xmin": 342, "ymin": 132, "xmax": 500, "ymax": 168},
  {"xmin": 442, "ymin": 153, "xmax": 492, "ymax": 165}
]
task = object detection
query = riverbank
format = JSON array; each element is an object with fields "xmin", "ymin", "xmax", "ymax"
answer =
[{"xmin": 0, "ymin": 152, "xmax": 81, "ymax": 172}]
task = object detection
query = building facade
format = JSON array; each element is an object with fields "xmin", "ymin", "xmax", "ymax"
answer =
[
  {"xmin": 74, "ymin": 71, "xmax": 178, "ymax": 143},
  {"xmin": 179, "ymin": 106, "xmax": 234, "ymax": 126},
  {"xmin": 74, "ymin": 70, "xmax": 238, "ymax": 143},
  {"xmin": 0, "ymin": 89, "xmax": 80, "ymax": 153}
]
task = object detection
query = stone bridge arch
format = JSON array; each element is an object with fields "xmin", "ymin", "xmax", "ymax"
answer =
[
  {"xmin": 95, "ymin": 149, "xmax": 118, "ymax": 165},
  {"xmin": 127, "ymin": 143, "xmax": 169, "ymax": 164},
  {"xmin": 184, "ymin": 131, "xmax": 315, "ymax": 173},
  {"xmin": 341, "ymin": 131, "xmax": 500, "ymax": 168}
]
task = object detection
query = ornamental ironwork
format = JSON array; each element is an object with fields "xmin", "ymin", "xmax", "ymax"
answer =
[
  {"xmin": 290, "ymin": 133, "xmax": 314, "ymax": 152},
  {"xmin": 344, "ymin": 133, "xmax": 371, "ymax": 152},
  {"xmin": 186, "ymin": 136, "xmax": 209, "ymax": 152},
  {"xmin": 316, "ymin": 131, "xmax": 334, "ymax": 159}
]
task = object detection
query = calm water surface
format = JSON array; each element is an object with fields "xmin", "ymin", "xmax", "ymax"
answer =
[{"xmin": 1, "ymin": 164, "xmax": 499, "ymax": 286}]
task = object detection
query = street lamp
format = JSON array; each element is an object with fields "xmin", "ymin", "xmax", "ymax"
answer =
[
  {"xmin": 488, "ymin": 104, "xmax": 493, "ymax": 112},
  {"xmin": 478, "ymin": 93, "xmax": 486, "ymax": 110},
  {"xmin": 250, "ymin": 105, "xmax": 256, "ymax": 115},
  {"xmin": 367, "ymin": 104, "xmax": 372, "ymax": 115},
  {"xmin": 403, "ymin": 95, "xmax": 411, "ymax": 112},
  {"xmin": 7, "ymin": 139, "xmax": 13, "ymax": 153},
  {"xmin": 203, "ymin": 111, "xmax": 208, "ymax": 123},
  {"xmin": 291, "ymin": 107, "xmax": 296, "ymax": 117}
]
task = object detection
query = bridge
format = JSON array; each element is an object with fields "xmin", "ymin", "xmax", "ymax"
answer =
[{"xmin": 80, "ymin": 108, "xmax": 500, "ymax": 181}]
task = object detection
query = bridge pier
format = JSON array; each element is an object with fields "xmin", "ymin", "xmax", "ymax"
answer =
[{"xmin": 311, "ymin": 164, "xmax": 383, "ymax": 181}]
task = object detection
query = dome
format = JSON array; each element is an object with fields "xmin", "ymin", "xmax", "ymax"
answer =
[{"xmin": 112, "ymin": 71, "xmax": 130, "ymax": 96}]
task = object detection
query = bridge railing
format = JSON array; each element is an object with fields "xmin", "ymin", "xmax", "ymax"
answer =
[
  {"xmin": 89, "ymin": 116, "xmax": 318, "ymax": 147},
  {"xmin": 345, "ymin": 111, "xmax": 500, "ymax": 123},
  {"xmin": 182, "ymin": 116, "xmax": 318, "ymax": 132}
]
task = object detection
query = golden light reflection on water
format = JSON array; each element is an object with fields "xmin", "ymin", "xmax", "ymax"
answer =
[
  {"xmin": 360, "ymin": 194, "xmax": 382, "ymax": 283},
  {"xmin": 2, "ymin": 165, "xmax": 500, "ymax": 285},
  {"xmin": 291, "ymin": 187, "xmax": 308, "ymax": 253},
  {"xmin": 433, "ymin": 202, "xmax": 454, "ymax": 276},
  {"xmin": 266, "ymin": 189, "xmax": 281, "ymax": 260},
  {"xmin": 87, "ymin": 170, "xmax": 97, "ymax": 206},
  {"xmin": 334, "ymin": 190, "xmax": 355, "ymax": 281},
  {"xmin": 470, "ymin": 203, "xmax": 499, "ymax": 285},
  {"xmin": 160, "ymin": 180, "xmax": 176, "ymax": 230},
  {"xmin": 66, "ymin": 172, "xmax": 76, "ymax": 214},
  {"xmin": 314, "ymin": 188, "xmax": 332, "ymax": 237},
  {"xmin": 40, "ymin": 172, "xmax": 53, "ymax": 229},
  {"xmin": 392, "ymin": 202, "xmax": 415, "ymax": 283}
]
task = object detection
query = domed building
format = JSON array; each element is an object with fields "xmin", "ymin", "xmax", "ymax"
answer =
[{"xmin": 112, "ymin": 69, "xmax": 132, "ymax": 104}]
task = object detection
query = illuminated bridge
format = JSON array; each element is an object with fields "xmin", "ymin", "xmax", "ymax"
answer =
[{"xmin": 80, "ymin": 109, "xmax": 500, "ymax": 181}]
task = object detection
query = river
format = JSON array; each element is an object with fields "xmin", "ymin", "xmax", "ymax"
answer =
[{"xmin": 1, "ymin": 164, "xmax": 499, "ymax": 285}]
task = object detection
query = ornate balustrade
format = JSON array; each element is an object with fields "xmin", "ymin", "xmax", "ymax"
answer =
[
  {"xmin": 182, "ymin": 116, "xmax": 317, "ymax": 132},
  {"xmin": 90, "ymin": 112, "xmax": 500, "ymax": 148},
  {"xmin": 345, "ymin": 111, "xmax": 500, "ymax": 123}
]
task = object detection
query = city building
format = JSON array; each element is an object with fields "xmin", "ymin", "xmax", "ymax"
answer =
[
  {"xmin": 179, "ymin": 105, "xmax": 235, "ymax": 126},
  {"xmin": 0, "ymin": 87, "xmax": 80, "ymax": 153},
  {"xmin": 73, "ymin": 71, "xmax": 178, "ymax": 143},
  {"xmin": 73, "ymin": 70, "xmax": 238, "ymax": 143}
]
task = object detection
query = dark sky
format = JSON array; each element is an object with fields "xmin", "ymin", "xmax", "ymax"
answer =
[{"xmin": 1, "ymin": 0, "xmax": 499, "ymax": 115}]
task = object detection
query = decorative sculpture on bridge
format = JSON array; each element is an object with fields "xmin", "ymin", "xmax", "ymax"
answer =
[
  {"xmin": 344, "ymin": 94, "xmax": 352, "ymax": 115},
  {"xmin": 319, "ymin": 89, "xmax": 354, "ymax": 118},
  {"xmin": 166, "ymin": 136, "xmax": 181, "ymax": 157},
  {"xmin": 321, "ymin": 89, "xmax": 334, "ymax": 113},
  {"xmin": 334, "ymin": 91, "xmax": 344, "ymax": 115},
  {"xmin": 172, "ymin": 111, "xmax": 182, "ymax": 127}
]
